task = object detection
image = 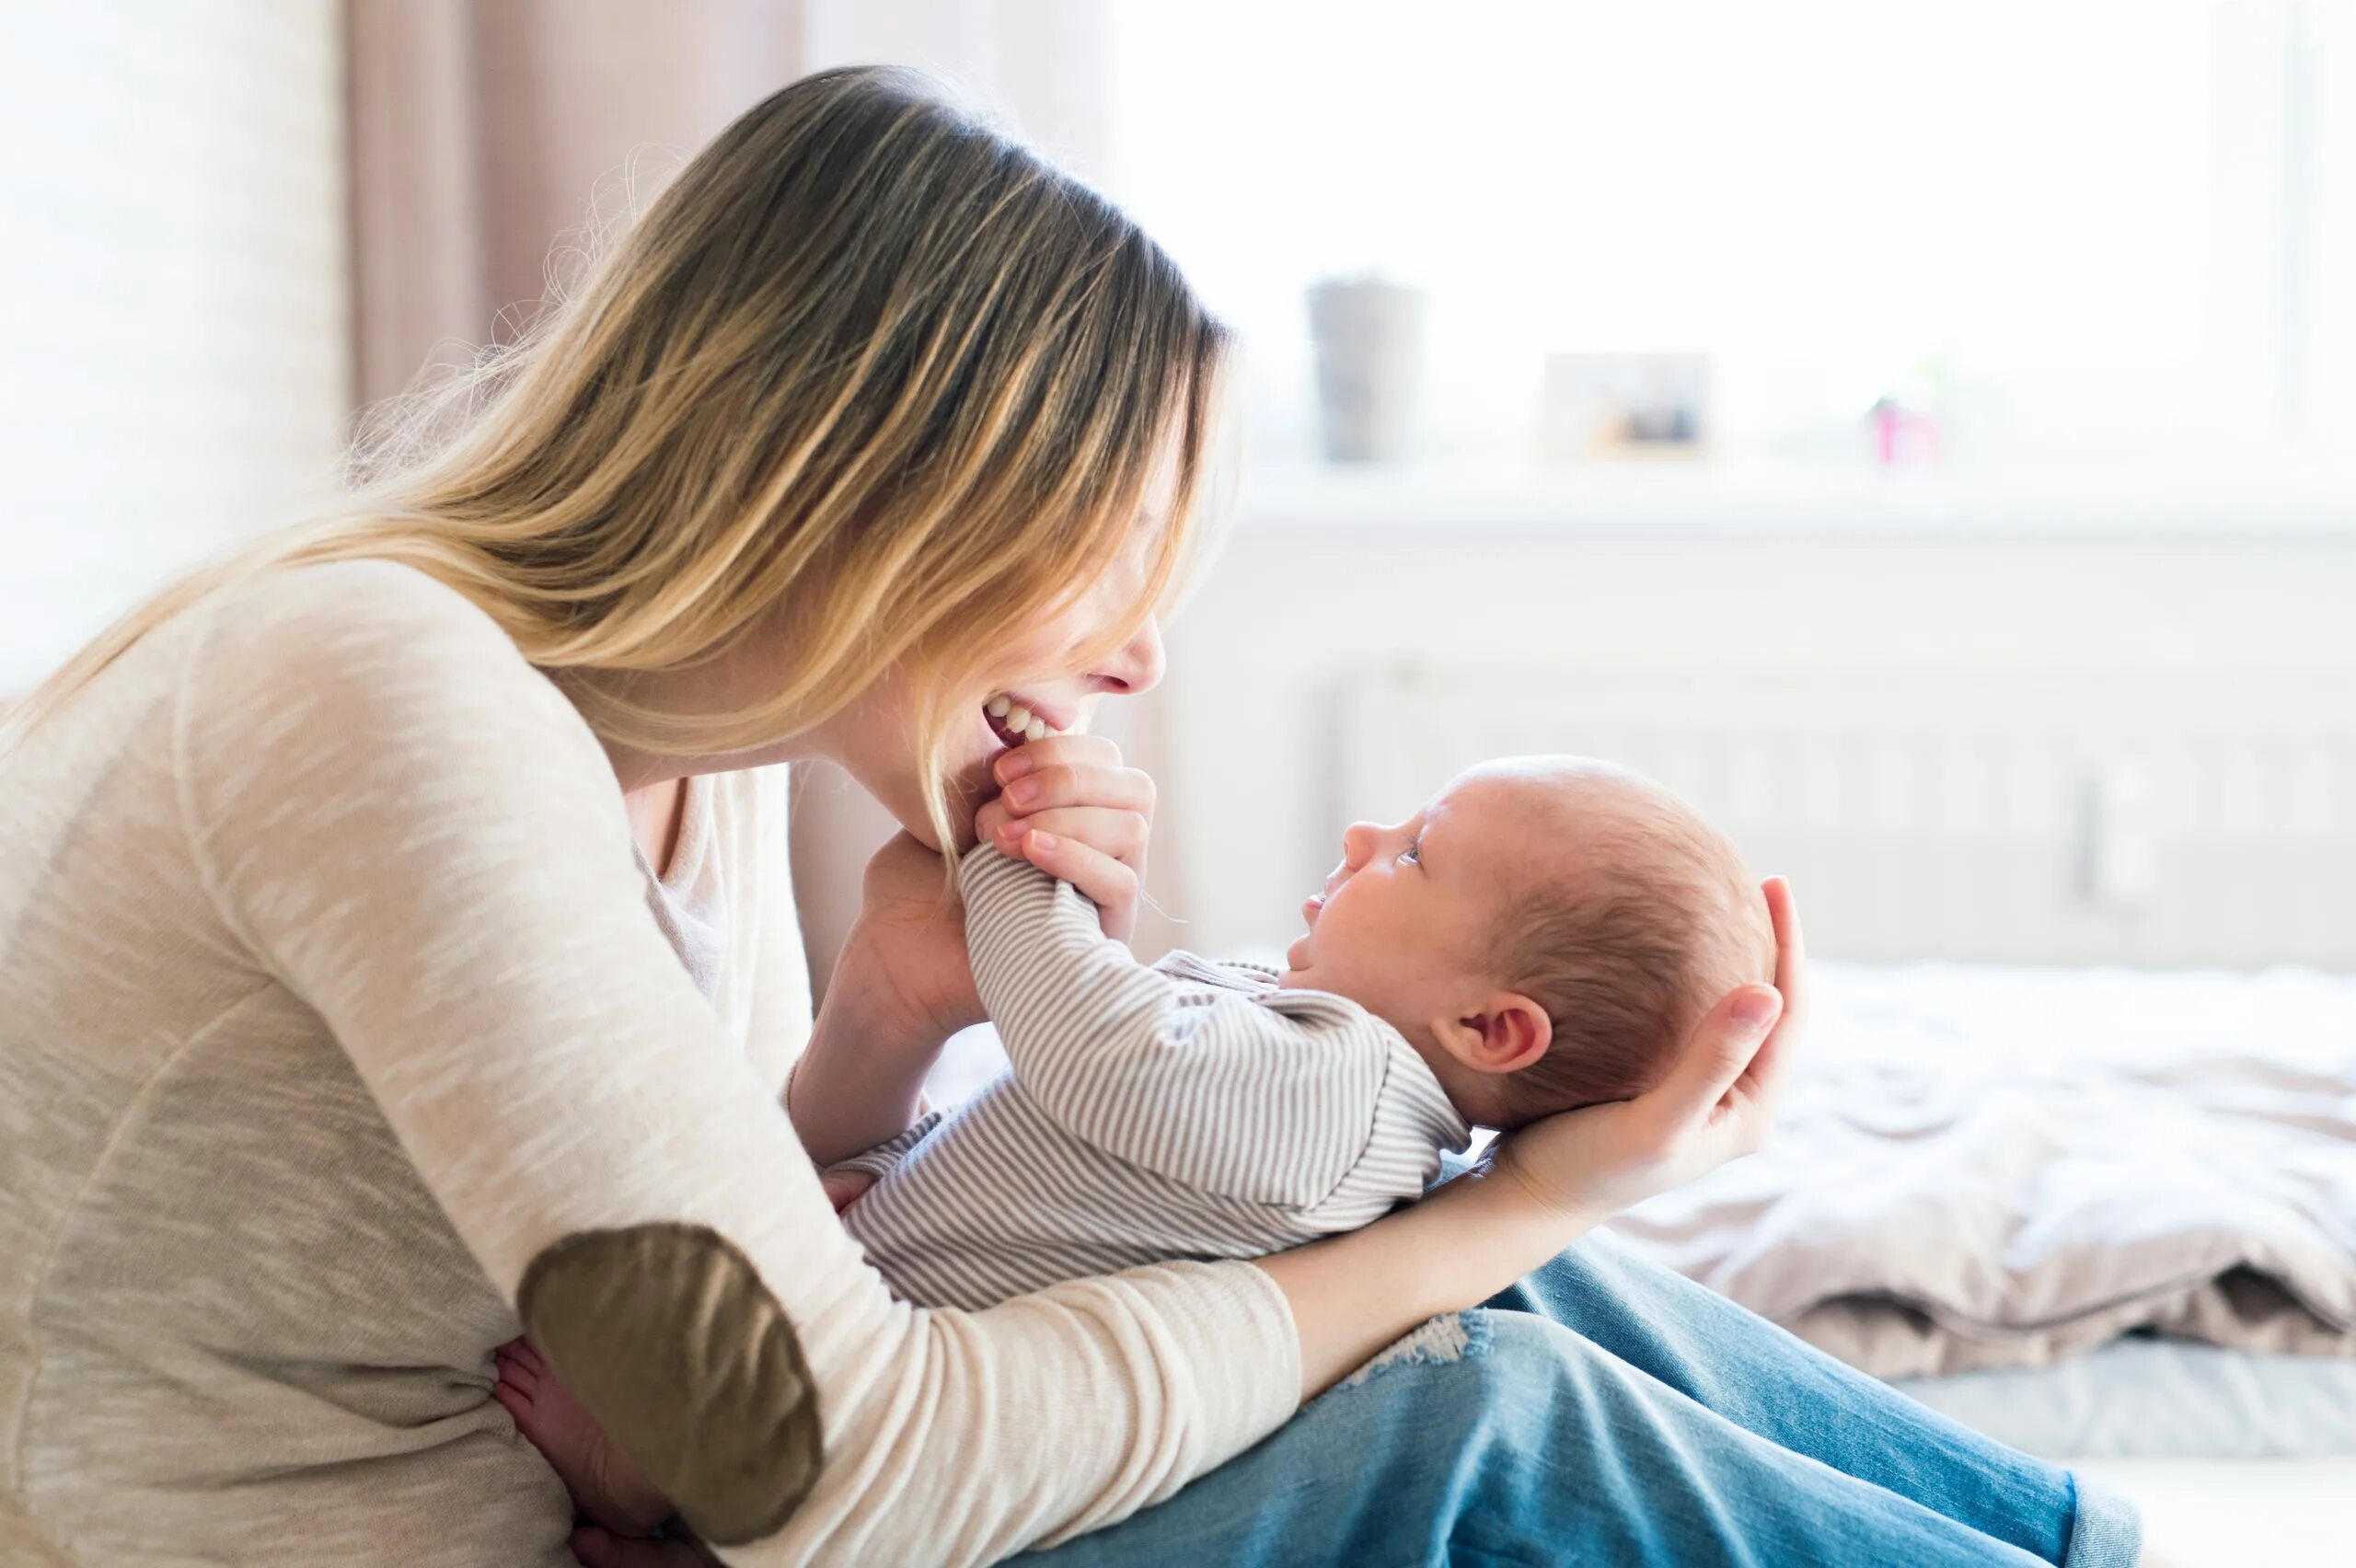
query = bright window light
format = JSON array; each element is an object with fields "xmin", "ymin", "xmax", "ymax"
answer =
[{"xmin": 1103, "ymin": 1, "xmax": 2354, "ymax": 481}]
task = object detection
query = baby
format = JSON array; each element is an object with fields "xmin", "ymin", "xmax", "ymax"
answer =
[
  {"xmin": 827, "ymin": 754, "xmax": 1773, "ymax": 1309},
  {"xmin": 502, "ymin": 754, "xmax": 1770, "ymax": 1531}
]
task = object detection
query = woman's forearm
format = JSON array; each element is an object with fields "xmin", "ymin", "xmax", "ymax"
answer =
[
  {"xmin": 1255, "ymin": 1166, "xmax": 1604, "ymax": 1399},
  {"xmin": 787, "ymin": 940, "xmax": 951, "ymax": 1166}
]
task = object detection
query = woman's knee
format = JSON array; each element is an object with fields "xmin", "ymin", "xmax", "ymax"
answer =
[
  {"xmin": 1339, "ymin": 1309, "xmax": 1630, "ymax": 1459},
  {"xmin": 1319, "ymin": 1311, "xmax": 1694, "ymax": 1560}
]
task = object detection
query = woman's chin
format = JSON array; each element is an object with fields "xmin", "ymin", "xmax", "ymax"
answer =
[
  {"xmin": 847, "ymin": 708, "xmax": 1005, "ymax": 854},
  {"xmin": 927, "ymin": 721, "xmax": 1006, "ymax": 849}
]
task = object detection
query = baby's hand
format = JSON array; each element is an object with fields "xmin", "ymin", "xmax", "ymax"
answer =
[
  {"xmin": 493, "ymin": 1338, "xmax": 674, "ymax": 1539},
  {"xmin": 974, "ymin": 734, "xmax": 1157, "ymax": 941}
]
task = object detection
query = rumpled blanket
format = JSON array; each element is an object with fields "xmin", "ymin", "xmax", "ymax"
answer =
[{"xmin": 1605, "ymin": 964, "xmax": 2356, "ymax": 1378}]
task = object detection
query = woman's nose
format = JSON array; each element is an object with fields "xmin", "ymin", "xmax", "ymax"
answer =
[{"xmin": 1091, "ymin": 614, "xmax": 1167, "ymax": 697}]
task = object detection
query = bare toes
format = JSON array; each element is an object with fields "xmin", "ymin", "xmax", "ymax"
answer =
[{"xmin": 491, "ymin": 1381, "xmax": 532, "ymax": 1426}]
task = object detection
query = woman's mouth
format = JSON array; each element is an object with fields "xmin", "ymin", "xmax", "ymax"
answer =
[{"xmin": 984, "ymin": 692, "xmax": 1073, "ymax": 748}]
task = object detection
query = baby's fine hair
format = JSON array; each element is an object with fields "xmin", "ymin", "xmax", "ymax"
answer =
[{"xmin": 1489, "ymin": 767, "xmax": 1771, "ymax": 1128}]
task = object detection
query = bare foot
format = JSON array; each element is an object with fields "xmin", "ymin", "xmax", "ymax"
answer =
[{"xmin": 493, "ymin": 1338, "xmax": 674, "ymax": 1537}]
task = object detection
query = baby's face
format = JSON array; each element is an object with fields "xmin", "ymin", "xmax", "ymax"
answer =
[{"xmin": 1279, "ymin": 760, "xmax": 1572, "ymax": 1032}]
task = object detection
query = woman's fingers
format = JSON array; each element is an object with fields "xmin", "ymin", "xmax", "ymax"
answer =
[
  {"xmin": 972, "ymin": 733, "xmax": 1157, "ymax": 942},
  {"xmin": 992, "ymin": 732, "xmax": 1120, "ymax": 786},
  {"xmin": 983, "ymin": 805, "xmax": 1149, "ymax": 864},
  {"xmin": 1764, "ymin": 877, "xmax": 1807, "ymax": 1017},
  {"xmin": 1015, "ymin": 828, "xmax": 1140, "ymax": 939},
  {"xmin": 1641, "ymin": 982, "xmax": 1783, "ymax": 1146},
  {"xmin": 1744, "ymin": 877, "xmax": 1807, "ymax": 1112},
  {"xmin": 993, "ymin": 758, "xmax": 1156, "ymax": 820}
]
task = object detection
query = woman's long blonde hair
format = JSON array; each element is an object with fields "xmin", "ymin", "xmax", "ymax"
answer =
[{"xmin": 5, "ymin": 65, "xmax": 1228, "ymax": 847}]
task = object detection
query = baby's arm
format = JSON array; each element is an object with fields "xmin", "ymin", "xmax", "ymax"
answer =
[{"xmin": 960, "ymin": 846, "xmax": 1390, "ymax": 1206}]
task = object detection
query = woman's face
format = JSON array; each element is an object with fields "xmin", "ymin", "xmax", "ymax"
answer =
[{"xmin": 814, "ymin": 437, "xmax": 1183, "ymax": 847}]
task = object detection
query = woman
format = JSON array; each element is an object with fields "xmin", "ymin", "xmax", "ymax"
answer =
[{"xmin": 0, "ymin": 67, "xmax": 2133, "ymax": 1567}]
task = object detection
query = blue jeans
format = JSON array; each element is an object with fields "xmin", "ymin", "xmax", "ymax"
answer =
[{"xmin": 1020, "ymin": 1228, "xmax": 2141, "ymax": 1567}]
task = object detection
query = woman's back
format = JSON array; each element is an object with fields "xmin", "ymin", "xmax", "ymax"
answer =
[{"xmin": 0, "ymin": 559, "xmax": 787, "ymax": 1564}]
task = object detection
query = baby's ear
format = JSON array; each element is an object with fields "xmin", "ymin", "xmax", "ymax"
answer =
[{"xmin": 1434, "ymin": 992, "xmax": 1553, "ymax": 1076}]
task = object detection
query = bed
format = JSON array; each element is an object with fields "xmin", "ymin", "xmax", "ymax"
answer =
[{"xmin": 1743, "ymin": 963, "xmax": 2356, "ymax": 1566}]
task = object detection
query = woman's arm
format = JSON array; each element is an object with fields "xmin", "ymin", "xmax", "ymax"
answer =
[
  {"xmin": 793, "ymin": 731, "xmax": 1162, "ymax": 1168},
  {"xmin": 570, "ymin": 881, "xmax": 1809, "ymax": 1568},
  {"xmin": 177, "ymin": 568, "xmax": 1298, "ymax": 1566},
  {"xmin": 785, "ymin": 836, "xmax": 980, "ymax": 1166}
]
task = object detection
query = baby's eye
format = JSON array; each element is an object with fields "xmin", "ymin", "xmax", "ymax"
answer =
[{"xmin": 1398, "ymin": 840, "xmax": 1421, "ymax": 866}]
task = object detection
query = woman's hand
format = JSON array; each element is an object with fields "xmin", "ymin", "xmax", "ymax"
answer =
[
  {"xmin": 1484, "ymin": 875, "xmax": 1807, "ymax": 1224},
  {"xmin": 973, "ymin": 734, "xmax": 1156, "ymax": 941},
  {"xmin": 789, "ymin": 836, "xmax": 979, "ymax": 1167},
  {"xmin": 833, "ymin": 833, "xmax": 987, "ymax": 1044}
]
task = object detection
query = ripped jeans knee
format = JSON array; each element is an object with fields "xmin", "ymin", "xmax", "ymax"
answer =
[{"xmin": 1339, "ymin": 1309, "xmax": 1490, "ymax": 1391}]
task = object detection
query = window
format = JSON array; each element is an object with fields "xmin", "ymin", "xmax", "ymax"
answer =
[
  {"xmin": 0, "ymin": 2, "xmax": 349, "ymax": 691},
  {"xmin": 1101, "ymin": 1, "xmax": 2356, "ymax": 487}
]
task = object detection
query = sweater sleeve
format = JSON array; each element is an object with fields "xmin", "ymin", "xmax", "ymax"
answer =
[
  {"xmin": 960, "ymin": 845, "xmax": 1392, "ymax": 1206},
  {"xmin": 173, "ymin": 563, "xmax": 1299, "ymax": 1566}
]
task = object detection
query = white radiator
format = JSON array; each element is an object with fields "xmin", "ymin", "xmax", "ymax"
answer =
[{"xmin": 1334, "ymin": 665, "xmax": 2356, "ymax": 970}]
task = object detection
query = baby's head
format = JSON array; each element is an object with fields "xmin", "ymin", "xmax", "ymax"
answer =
[{"xmin": 1278, "ymin": 756, "xmax": 1772, "ymax": 1130}]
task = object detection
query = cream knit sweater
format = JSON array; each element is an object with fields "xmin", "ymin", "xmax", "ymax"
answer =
[{"xmin": 0, "ymin": 559, "xmax": 1297, "ymax": 1566}]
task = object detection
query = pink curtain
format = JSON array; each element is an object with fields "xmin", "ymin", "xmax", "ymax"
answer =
[{"xmin": 345, "ymin": 0, "xmax": 804, "ymax": 409}]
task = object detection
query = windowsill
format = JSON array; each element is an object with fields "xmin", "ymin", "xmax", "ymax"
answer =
[{"xmin": 1229, "ymin": 456, "xmax": 2356, "ymax": 539}]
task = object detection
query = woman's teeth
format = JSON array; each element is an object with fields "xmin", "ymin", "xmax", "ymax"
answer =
[{"xmin": 986, "ymin": 694, "xmax": 1062, "ymax": 744}]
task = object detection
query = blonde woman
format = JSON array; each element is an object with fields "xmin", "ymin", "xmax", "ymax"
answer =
[{"xmin": 0, "ymin": 67, "xmax": 2134, "ymax": 1568}]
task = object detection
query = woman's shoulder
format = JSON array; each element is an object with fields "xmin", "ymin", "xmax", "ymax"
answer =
[
  {"xmin": 182, "ymin": 557, "xmax": 607, "ymax": 785},
  {"xmin": 201, "ymin": 557, "xmax": 525, "ymax": 672}
]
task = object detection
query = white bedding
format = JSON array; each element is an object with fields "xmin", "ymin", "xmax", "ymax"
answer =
[
  {"xmin": 1895, "ymin": 1339, "xmax": 2356, "ymax": 1460},
  {"xmin": 1606, "ymin": 961, "xmax": 2356, "ymax": 1376}
]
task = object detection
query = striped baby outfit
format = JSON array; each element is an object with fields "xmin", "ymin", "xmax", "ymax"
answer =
[{"xmin": 833, "ymin": 847, "xmax": 1474, "ymax": 1310}]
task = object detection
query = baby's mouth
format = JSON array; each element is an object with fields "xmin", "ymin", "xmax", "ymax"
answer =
[{"xmin": 984, "ymin": 693, "xmax": 1071, "ymax": 748}]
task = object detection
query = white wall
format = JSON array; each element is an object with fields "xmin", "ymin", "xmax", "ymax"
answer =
[{"xmin": 1126, "ymin": 467, "xmax": 2356, "ymax": 968}]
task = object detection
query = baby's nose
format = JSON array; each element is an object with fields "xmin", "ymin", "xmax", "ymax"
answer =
[{"xmin": 1341, "ymin": 821, "xmax": 1381, "ymax": 865}]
